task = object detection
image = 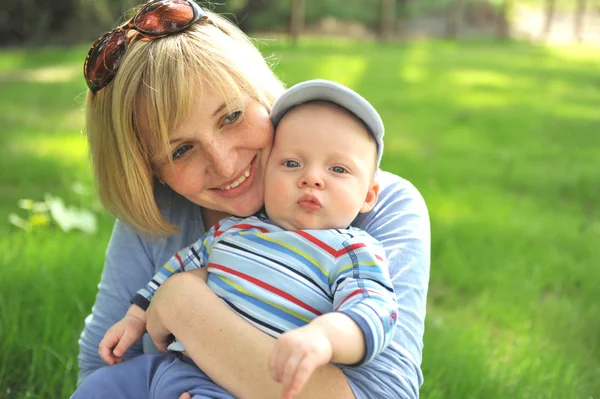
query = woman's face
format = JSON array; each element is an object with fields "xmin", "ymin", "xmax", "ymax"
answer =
[{"xmin": 152, "ymin": 86, "xmax": 273, "ymax": 217}]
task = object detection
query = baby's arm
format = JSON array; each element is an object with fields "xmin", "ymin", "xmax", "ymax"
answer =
[
  {"xmin": 268, "ymin": 233, "xmax": 397, "ymax": 398},
  {"xmin": 329, "ymin": 234, "xmax": 398, "ymax": 364},
  {"xmin": 98, "ymin": 228, "xmax": 216, "ymax": 364},
  {"xmin": 98, "ymin": 304, "xmax": 147, "ymax": 365},
  {"xmin": 268, "ymin": 312, "xmax": 364, "ymax": 399}
]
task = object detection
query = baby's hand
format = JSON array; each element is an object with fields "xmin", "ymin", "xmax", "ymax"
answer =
[
  {"xmin": 268, "ymin": 324, "xmax": 333, "ymax": 399},
  {"xmin": 98, "ymin": 313, "xmax": 146, "ymax": 365}
]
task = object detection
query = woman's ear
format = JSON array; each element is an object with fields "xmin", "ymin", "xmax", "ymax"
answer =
[
  {"xmin": 360, "ymin": 180, "xmax": 380, "ymax": 213},
  {"xmin": 153, "ymin": 170, "xmax": 165, "ymax": 185}
]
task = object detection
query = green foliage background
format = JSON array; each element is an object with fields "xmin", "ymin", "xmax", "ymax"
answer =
[
  {"xmin": 2, "ymin": 0, "xmax": 599, "ymax": 46},
  {"xmin": 1, "ymin": 37, "xmax": 599, "ymax": 398}
]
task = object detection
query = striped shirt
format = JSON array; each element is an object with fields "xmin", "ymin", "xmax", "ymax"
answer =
[{"xmin": 132, "ymin": 215, "xmax": 398, "ymax": 365}]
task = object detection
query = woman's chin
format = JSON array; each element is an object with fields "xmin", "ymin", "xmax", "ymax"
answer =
[{"xmin": 226, "ymin": 200, "xmax": 263, "ymax": 218}]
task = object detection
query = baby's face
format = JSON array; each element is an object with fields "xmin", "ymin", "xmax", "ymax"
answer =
[{"xmin": 264, "ymin": 102, "xmax": 378, "ymax": 231}]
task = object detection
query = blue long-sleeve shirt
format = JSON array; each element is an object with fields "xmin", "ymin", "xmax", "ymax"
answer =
[{"xmin": 77, "ymin": 171, "xmax": 430, "ymax": 399}]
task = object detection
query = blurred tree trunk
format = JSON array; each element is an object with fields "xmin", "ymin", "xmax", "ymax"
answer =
[
  {"xmin": 445, "ymin": 0, "xmax": 466, "ymax": 39},
  {"xmin": 234, "ymin": 0, "xmax": 276, "ymax": 33},
  {"xmin": 541, "ymin": 0, "xmax": 556, "ymax": 41},
  {"xmin": 496, "ymin": 0, "xmax": 514, "ymax": 39},
  {"xmin": 395, "ymin": 0, "xmax": 410, "ymax": 38},
  {"xmin": 573, "ymin": 0, "xmax": 587, "ymax": 43},
  {"xmin": 290, "ymin": 0, "xmax": 306, "ymax": 46},
  {"xmin": 77, "ymin": 0, "xmax": 114, "ymax": 30},
  {"xmin": 379, "ymin": 0, "xmax": 396, "ymax": 41}
]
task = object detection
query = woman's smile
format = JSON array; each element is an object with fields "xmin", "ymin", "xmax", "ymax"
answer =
[{"xmin": 211, "ymin": 156, "xmax": 257, "ymax": 198}]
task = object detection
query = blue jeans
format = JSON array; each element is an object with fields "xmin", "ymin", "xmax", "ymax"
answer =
[{"xmin": 71, "ymin": 353, "xmax": 234, "ymax": 399}]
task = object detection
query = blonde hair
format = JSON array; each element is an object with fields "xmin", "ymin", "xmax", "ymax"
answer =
[{"xmin": 85, "ymin": 12, "xmax": 285, "ymax": 236}]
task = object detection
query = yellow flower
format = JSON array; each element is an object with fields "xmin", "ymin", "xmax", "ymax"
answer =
[{"xmin": 28, "ymin": 213, "xmax": 51, "ymax": 229}]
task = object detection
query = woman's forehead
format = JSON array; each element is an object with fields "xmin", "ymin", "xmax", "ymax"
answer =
[
  {"xmin": 192, "ymin": 81, "xmax": 244, "ymax": 111},
  {"xmin": 199, "ymin": 78, "xmax": 248, "ymax": 109}
]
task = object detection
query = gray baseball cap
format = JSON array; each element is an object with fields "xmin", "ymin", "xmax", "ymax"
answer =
[{"xmin": 270, "ymin": 79, "xmax": 384, "ymax": 167}]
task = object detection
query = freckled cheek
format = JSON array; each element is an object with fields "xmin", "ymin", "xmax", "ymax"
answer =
[{"xmin": 163, "ymin": 165, "xmax": 208, "ymax": 198}]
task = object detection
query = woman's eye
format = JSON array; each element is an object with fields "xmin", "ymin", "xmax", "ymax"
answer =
[
  {"xmin": 172, "ymin": 144, "xmax": 192, "ymax": 161},
  {"xmin": 331, "ymin": 166, "xmax": 347, "ymax": 174},
  {"xmin": 223, "ymin": 110, "xmax": 242, "ymax": 124},
  {"xmin": 283, "ymin": 160, "xmax": 300, "ymax": 168}
]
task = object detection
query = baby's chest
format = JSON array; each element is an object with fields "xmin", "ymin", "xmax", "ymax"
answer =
[{"xmin": 207, "ymin": 237, "xmax": 336, "ymax": 305}]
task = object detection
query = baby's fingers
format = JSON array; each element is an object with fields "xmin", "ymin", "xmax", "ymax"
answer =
[
  {"xmin": 98, "ymin": 332, "xmax": 120, "ymax": 365},
  {"xmin": 98, "ymin": 346, "xmax": 117, "ymax": 365},
  {"xmin": 113, "ymin": 329, "xmax": 140, "ymax": 358},
  {"xmin": 283, "ymin": 356, "xmax": 317, "ymax": 399},
  {"xmin": 281, "ymin": 354, "xmax": 302, "ymax": 393}
]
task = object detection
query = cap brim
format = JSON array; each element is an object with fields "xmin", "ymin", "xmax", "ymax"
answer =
[{"xmin": 270, "ymin": 80, "xmax": 384, "ymax": 165}]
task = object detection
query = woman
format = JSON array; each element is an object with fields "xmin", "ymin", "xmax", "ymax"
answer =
[{"xmin": 78, "ymin": 1, "xmax": 430, "ymax": 398}]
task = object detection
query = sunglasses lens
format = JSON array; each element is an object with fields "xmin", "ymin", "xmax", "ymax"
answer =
[
  {"xmin": 86, "ymin": 31, "xmax": 127, "ymax": 90},
  {"xmin": 135, "ymin": 0, "xmax": 195, "ymax": 34}
]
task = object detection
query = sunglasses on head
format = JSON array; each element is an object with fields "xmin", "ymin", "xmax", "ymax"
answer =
[{"xmin": 84, "ymin": 0, "xmax": 213, "ymax": 94}]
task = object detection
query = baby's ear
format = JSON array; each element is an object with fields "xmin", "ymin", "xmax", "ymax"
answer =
[{"xmin": 360, "ymin": 180, "xmax": 380, "ymax": 213}]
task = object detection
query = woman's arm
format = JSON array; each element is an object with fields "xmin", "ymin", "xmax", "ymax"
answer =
[
  {"xmin": 344, "ymin": 172, "xmax": 430, "ymax": 399},
  {"xmin": 146, "ymin": 269, "xmax": 356, "ymax": 399}
]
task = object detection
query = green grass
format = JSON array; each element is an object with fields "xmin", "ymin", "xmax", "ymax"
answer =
[{"xmin": 1, "ymin": 38, "xmax": 599, "ymax": 398}]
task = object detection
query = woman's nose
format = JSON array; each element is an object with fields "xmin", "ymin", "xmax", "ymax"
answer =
[
  {"xmin": 298, "ymin": 168, "xmax": 325, "ymax": 189},
  {"xmin": 203, "ymin": 140, "xmax": 236, "ymax": 178}
]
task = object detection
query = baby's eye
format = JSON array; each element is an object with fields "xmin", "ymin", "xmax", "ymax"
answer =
[
  {"xmin": 283, "ymin": 160, "xmax": 300, "ymax": 168},
  {"xmin": 330, "ymin": 166, "xmax": 347, "ymax": 174},
  {"xmin": 223, "ymin": 110, "xmax": 242, "ymax": 124},
  {"xmin": 172, "ymin": 144, "xmax": 192, "ymax": 161}
]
